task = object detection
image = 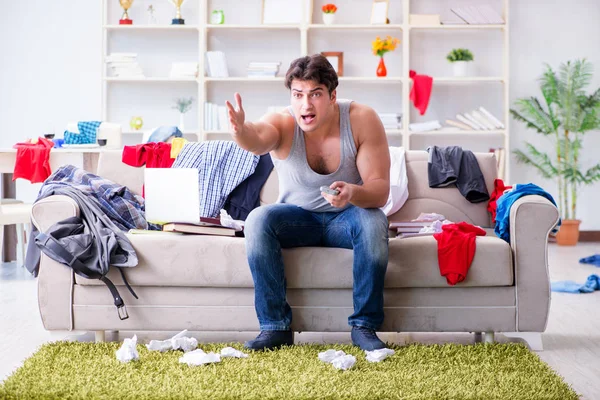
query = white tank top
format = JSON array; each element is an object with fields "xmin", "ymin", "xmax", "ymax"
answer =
[{"xmin": 271, "ymin": 99, "xmax": 363, "ymax": 212}]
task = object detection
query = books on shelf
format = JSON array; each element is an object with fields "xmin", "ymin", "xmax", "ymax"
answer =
[
  {"xmin": 450, "ymin": 5, "xmax": 504, "ymax": 24},
  {"xmin": 446, "ymin": 107, "xmax": 504, "ymax": 131},
  {"xmin": 204, "ymin": 102, "xmax": 229, "ymax": 132},
  {"xmin": 378, "ymin": 112, "xmax": 402, "ymax": 130},
  {"xmin": 409, "ymin": 120, "xmax": 442, "ymax": 132},
  {"xmin": 247, "ymin": 61, "xmax": 281, "ymax": 78},
  {"xmin": 205, "ymin": 51, "xmax": 229, "ymax": 78},
  {"xmin": 170, "ymin": 62, "xmax": 198, "ymax": 78},
  {"xmin": 162, "ymin": 216, "xmax": 243, "ymax": 237},
  {"xmin": 490, "ymin": 147, "xmax": 506, "ymax": 180},
  {"xmin": 106, "ymin": 53, "xmax": 145, "ymax": 78}
]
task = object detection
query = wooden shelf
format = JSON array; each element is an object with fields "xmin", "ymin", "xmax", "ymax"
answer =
[
  {"xmin": 410, "ymin": 129, "xmax": 506, "ymax": 135},
  {"xmin": 122, "ymin": 130, "xmax": 198, "ymax": 135},
  {"xmin": 432, "ymin": 76, "xmax": 505, "ymax": 83},
  {"xmin": 339, "ymin": 77, "xmax": 404, "ymax": 83},
  {"xmin": 104, "ymin": 77, "xmax": 197, "ymax": 82},
  {"xmin": 104, "ymin": 25, "xmax": 199, "ymax": 30},
  {"xmin": 385, "ymin": 129, "xmax": 403, "ymax": 136},
  {"xmin": 308, "ymin": 24, "xmax": 403, "ymax": 30},
  {"xmin": 204, "ymin": 77, "xmax": 285, "ymax": 82},
  {"xmin": 409, "ymin": 24, "xmax": 505, "ymax": 30},
  {"xmin": 207, "ymin": 24, "xmax": 300, "ymax": 30}
]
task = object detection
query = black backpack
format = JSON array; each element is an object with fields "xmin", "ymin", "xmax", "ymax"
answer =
[{"xmin": 35, "ymin": 216, "xmax": 137, "ymax": 320}]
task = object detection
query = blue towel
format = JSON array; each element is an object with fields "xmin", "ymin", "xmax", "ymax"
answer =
[
  {"xmin": 64, "ymin": 121, "xmax": 101, "ymax": 144},
  {"xmin": 494, "ymin": 183, "xmax": 560, "ymax": 242},
  {"xmin": 579, "ymin": 254, "xmax": 600, "ymax": 267},
  {"xmin": 551, "ymin": 274, "xmax": 600, "ymax": 293}
]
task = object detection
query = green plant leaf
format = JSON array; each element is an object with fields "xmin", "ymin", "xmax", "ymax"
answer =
[{"xmin": 513, "ymin": 143, "xmax": 558, "ymax": 179}]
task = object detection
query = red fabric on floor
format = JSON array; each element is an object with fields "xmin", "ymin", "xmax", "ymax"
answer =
[
  {"xmin": 12, "ymin": 137, "xmax": 54, "ymax": 183},
  {"xmin": 434, "ymin": 222, "xmax": 487, "ymax": 285}
]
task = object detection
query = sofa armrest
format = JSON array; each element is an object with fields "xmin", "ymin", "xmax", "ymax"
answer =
[
  {"xmin": 509, "ymin": 195, "xmax": 560, "ymax": 332},
  {"xmin": 32, "ymin": 195, "xmax": 79, "ymax": 331}
]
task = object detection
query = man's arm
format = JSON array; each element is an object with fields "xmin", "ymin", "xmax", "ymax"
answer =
[
  {"xmin": 329, "ymin": 105, "xmax": 390, "ymax": 208},
  {"xmin": 226, "ymin": 92, "xmax": 283, "ymax": 155}
]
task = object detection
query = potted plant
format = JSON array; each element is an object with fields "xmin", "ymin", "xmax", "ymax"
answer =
[
  {"xmin": 322, "ymin": 3, "xmax": 337, "ymax": 25},
  {"xmin": 446, "ymin": 48, "xmax": 474, "ymax": 77},
  {"xmin": 371, "ymin": 35, "xmax": 400, "ymax": 77},
  {"xmin": 511, "ymin": 59, "xmax": 600, "ymax": 245},
  {"xmin": 172, "ymin": 97, "xmax": 194, "ymax": 131}
]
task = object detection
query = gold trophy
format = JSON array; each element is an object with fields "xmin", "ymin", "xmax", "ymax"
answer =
[
  {"xmin": 169, "ymin": 0, "xmax": 186, "ymax": 25},
  {"xmin": 119, "ymin": 0, "xmax": 134, "ymax": 25}
]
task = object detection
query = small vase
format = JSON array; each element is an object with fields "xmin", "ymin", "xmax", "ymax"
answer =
[
  {"xmin": 452, "ymin": 61, "xmax": 469, "ymax": 77},
  {"xmin": 322, "ymin": 13, "xmax": 335, "ymax": 25},
  {"xmin": 376, "ymin": 57, "xmax": 387, "ymax": 77},
  {"xmin": 179, "ymin": 113, "xmax": 185, "ymax": 131}
]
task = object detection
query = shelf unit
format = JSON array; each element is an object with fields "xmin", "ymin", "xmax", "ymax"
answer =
[{"xmin": 101, "ymin": 0, "xmax": 510, "ymax": 180}]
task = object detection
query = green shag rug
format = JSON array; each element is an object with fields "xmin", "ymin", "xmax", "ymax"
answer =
[{"xmin": 0, "ymin": 341, "xmax": 578, "ymax": 400}]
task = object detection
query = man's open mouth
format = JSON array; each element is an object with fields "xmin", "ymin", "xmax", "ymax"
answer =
[{"xmin": 301, "ymin": 114, "xmax": 316, "ymax": 124}]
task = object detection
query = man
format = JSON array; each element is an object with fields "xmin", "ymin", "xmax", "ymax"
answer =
[{"xmin": 226, "ymin": 54, "xmax": 391, "ymax": 351}]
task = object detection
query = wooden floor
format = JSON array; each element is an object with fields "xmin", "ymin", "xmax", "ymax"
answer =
[{"xmin": 1, "ymin": 243, "xmax": 599, "ymax": 399}]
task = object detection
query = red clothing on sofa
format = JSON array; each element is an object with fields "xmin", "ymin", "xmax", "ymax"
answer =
[
  {"xmin": 12, "ymin": 137, "xmax": 54, "ymax": 183},
  {"xmin": 409, "ymin": 70, "xmax": 433, "ymax": 115},
  {"xmin": 434, "ymin": 222, "xmax": 486, "ymax": 285},
  {"xmin": 487, "ymin": 179, "xmax": 512, "ymax": 223},
  {"xmin": 122, "ymin": 142, "xmax": 174, "ymax": 169}
]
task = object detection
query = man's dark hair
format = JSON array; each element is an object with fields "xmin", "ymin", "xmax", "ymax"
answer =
[{"xmin": 285, "ymin": 54, "xmax": 339, "ymax": 95}]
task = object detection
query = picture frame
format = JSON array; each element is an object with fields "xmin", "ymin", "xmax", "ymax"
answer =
[
  {"xmin": 370, "ymin": 0, "xmax": 389, "ymax": 24},
  {"xmin": 321, "ymin": 52, "xmax": 343, "ymax": 77},
  {"xmin": 262, "ymin": 0, "xmax": 304, "ymax": 25}
]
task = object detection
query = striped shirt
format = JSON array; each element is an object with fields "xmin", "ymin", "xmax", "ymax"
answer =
[{"xmin": 173, "ymin": 141, "xmax": 259, "ymax": 218}]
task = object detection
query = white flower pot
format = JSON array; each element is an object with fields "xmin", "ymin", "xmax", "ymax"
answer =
[
  {"xmin": 179, "ymin": 113, "xmax": 185, "ymax": 131},
  {"xmin": 452, "ymin": 61, "xmax": 470, "ymax": 77},
  {"xmin": 322, "ymin": 13, "xmax": 335, "ymax": 25}
]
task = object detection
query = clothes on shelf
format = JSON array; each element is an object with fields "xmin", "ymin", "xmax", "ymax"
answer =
[{"xmin": 409, "ymin": 70, "xmax": 433, "ymax": 115}]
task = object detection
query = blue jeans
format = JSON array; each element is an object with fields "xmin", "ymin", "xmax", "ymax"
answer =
[{"xmin": 245, "ymin": 203, "xmax": 389, "ymax": 331}]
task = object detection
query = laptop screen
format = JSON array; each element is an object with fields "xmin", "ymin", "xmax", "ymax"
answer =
[{"xmin": 144, "ymin": 168, "xmax": 200, "ymax": 224}]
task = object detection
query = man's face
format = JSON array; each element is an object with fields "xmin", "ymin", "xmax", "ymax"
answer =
[{"xmin": 290, "ymin": 79, "xmax": 336, "ymax": 132}]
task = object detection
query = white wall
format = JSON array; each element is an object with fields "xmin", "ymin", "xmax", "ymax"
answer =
[
  {"xmin": 2, "ymin": 0, "xmax": 600, "ymax": 227},
  {"xmin": 510, "ymin": 0, "xmax": 600, "ymax": 229}
]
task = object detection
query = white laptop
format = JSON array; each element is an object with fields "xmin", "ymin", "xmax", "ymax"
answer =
[{"xmin": 144, "ymin": 168, "xmax": 200, "ymax": 224}]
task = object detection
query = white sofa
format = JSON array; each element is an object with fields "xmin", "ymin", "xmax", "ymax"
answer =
[{"xmin": 31, "ymin": 150, "xmax": 560, "ymax": 349}]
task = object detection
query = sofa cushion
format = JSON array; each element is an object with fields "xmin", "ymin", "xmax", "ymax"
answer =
[{"xmin": 75, "ymin": 231, "xmax": 513, "ymax": 289}]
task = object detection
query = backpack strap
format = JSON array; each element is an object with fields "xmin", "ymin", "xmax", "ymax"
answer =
[{"xmin": 36, "ymin": 232, "xmax": 130, "ymax": 320}]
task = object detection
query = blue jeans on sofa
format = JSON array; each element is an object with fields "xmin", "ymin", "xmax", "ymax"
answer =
[{"xmin": 244, "ymin": 203, "xmax": 389, "ymax": 332}]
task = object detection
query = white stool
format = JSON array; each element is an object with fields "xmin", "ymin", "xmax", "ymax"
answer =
[{"xmin": 0, "ymin": 199, "xmax": 33, "ymax": 265}]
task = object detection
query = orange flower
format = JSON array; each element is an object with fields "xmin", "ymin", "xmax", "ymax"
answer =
[
  {"xmin": 322, "ymin": 3, "xmax": 337, "ymax": 13},
  {"xmin": 371, "ymin": 35, "xmax": 400, "ymax": 57}
]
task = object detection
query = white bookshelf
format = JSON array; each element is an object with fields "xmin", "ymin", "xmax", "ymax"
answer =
[{"xmin": 101, "ymin": 0, "xmax": 510, "ymax": 180}]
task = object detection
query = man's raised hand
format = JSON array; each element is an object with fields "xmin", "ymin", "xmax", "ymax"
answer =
[{"xmin": 225, "ymin": 92, "xmax": 245, "ymax": 136}]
